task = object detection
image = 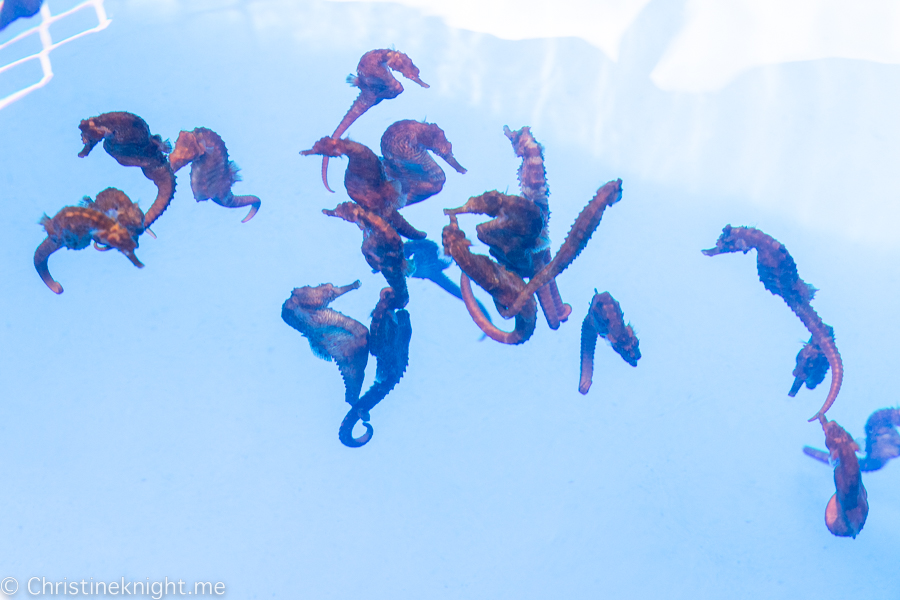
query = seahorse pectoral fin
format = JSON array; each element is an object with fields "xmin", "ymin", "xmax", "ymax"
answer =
[{"xmin": 34, "ymin": 237, "xmax": 63, "ymax": 294}]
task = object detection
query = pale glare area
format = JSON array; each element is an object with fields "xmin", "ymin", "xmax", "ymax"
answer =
[
  {"xmin": 1, "ymin": 1, "xmax": 899, "ymax": 599},
  {"xmin": 323, "ymin": 0, "xmax": 651, "ymax": 61}
]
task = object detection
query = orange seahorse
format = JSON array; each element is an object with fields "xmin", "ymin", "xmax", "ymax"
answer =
[
  {"xmin": 380, "ymin": 120, "xmax": 466, "ymax": 206},
  {"xmin": 78, "ymin": 111, "xmax": 176, "ymax": 229},
  {"xmin": 320, "ymin": 49, "xmax": 429, "ymax": 192},
  {"xmin": 34, "ymin": 204, "xmax": 144, "ymax": 294},
  {"xmin": 80, "ymin": 187, "xmax": 146, "ymax": 249},
  {"xmin": 579, "ymin": 291, "xmax": 641, "ymax": 395},
  {"xmin": 168, "ymin": 127, "xmax": 261, "ymax": 223},
  {"xmin": 702, "ymin": 225, "xmax": 841, "ymax": 423}
]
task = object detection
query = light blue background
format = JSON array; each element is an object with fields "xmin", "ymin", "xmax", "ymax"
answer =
[{"xmin": 1, "ymin": 1, "xmax": 898, "ymax": 598}]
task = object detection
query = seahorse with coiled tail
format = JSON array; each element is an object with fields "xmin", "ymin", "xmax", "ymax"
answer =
[
  {"xmin": 168, "ymin": 127, "xmax": 261, "ymax": 223},
  {"xmin": 380, "ymin": 120, "xmax": 466, "ymax": 206},
  {"xmin": 702, "ymin": 225, "xmax": 842, "ymax": 423},
  {"xmin": 78, "ymin": 111, "xmax": 175, "ymax": 229},
  {"xmin": 319, "ymin": 49, "xmax": 429, "ymax": 192},
  {"xmin": 339, "ymin": 287, "xmax": 412, "ymax": 447}
]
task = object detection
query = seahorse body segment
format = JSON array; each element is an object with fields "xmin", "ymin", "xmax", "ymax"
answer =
[
  {"xmin": 579, "ymin": 291, "xmax": 640, "ymax": 395},
  {"xmin": 702, "ymin": 225, "xmax": 842, "ymax": 423},
  {"xmin": 381, "ymin": 120, "xmax": 466, "ymax": 206},
  {"xmin": 281, "ymin": 281, "xmax": 369, "ymax": 406},
  {"xmin": 169, "ymin": 127, "xmax": 261, "ymax": 223},
  {"xmin": 78, "ymin": 111, "xmax": 176, "ymax": 229},
  {"xmin": 339, "ymin": 287, "xmax": 412, "ymax": 447},
  {"xmin": 320, "ymin": 49, "xmax": 429, "ymax": 192},
  {"xmin": 35, "ymin": 205, "xmax": 143, "ymax": 294},
  {"xmin": 822, "ymin": 420, "xmax": 868, "ymax": 538}
]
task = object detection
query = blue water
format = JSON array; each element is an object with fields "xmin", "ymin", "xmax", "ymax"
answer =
[{"xmin": 1, "ymin": 1, "xmax": 899, "ymax": 598}]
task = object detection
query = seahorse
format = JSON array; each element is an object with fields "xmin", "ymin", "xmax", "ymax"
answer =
[
  {"xmin": 281, "ymin": 281, "xmax": 369, "ymax": 406},
  {"xmin": 579, "ymin": 291, "xmax": 641, "ymax": 395},
  {"xmin": 804, "ymin": 408, "xmax": 900, "ymax": 473},
  {"xmin": 34, "ymin": 205, "xmax": 143, "ymax": 294},
  {"xmin": 380, "ymin": 120, "xmax": 466, "ymax": 206},
  {"xmin": 320, "ymin": 49, "xmax": 429, "ymax": 192},
  {"xmin": 505, "ymin": 179, "xmax": 624, "ymax": 319},
  {"xmin": 702, "ymin": 225, "xmax": 841, "ymax": 423},
  {"xmin": 168, "ymin": 127, "xmax": 261, "ymax": 223},
  {"xmin": 0, "ymin": 0, "xmax": 42, "ymax": 30},
  {"xmin": 821, "ymin": 420, "xmax": 868, "ymax": 538},
  {"xmin": 78, "ymin": 111, "xmax": 176, "ymax": 229},
  {"xmin": 789, "ymin": 330, "xmax": 832, "ymax": 397},
  {"xmin": 339, "ymin": 287, "xmax": 412, "ymax": 447},
  {"xmin": 442, "ymin": 214, "xmax": 537, "ymax": 345},
  {"xmin": 323, "ymin": 201, "xmax": 409, "ymax": 309},
  {"xmin": 80, "ymin": 187, "xmax": 146, "ymax": 245},
  {"xmin": 302, "ymin": 136, "xmax": 425, "ymax": 240}
]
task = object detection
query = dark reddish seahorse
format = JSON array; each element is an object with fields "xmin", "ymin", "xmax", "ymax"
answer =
[
  {"xmin": 789, "ymin": 329, "xmax": 832, "ymax": 397},
  {"xmin": 821, "ymin": 420, "xmax": 868, "ymax": 538},
  {"xmin": 81, "ymin": 187, "xmax": 146, "ymax": 249},
  {"xmin": 503, "ymin": 125, "xmax": 573, "ymax": 328},
  {"xmin": 579, "ymin": 291, "xmax": 641, "ymax": 395},
  {"xmin": 302, "ymin": 136, "xmax": 426, "ymax": 240},
  {"xmin": 0, "ymin": 0, "xmax": 42, "ymax": 30},
  {"xmin": 34, "ymin": 205, "xmax": 144, "ymax": 294},
  {"xmin": 804, "ymin": 407, "xmax": 900, "ymax": 473},
  {"xmin": 380, "ymin": 120, "xmax": 466, "ymax": 206},
  {"xmin": 320, "ymin": 49, "xmax": 429, "ymax": 192},
  {"xmin": 441, "ymin": 213, "xmax": 537, "ymax": 345},
  {"xmin": 323, "ymin": 201, "xmax": 410, "ymax": 308},
  {"xmin": 78, "ymin": 111, "xmax": 176, "ymax": 229},
  {"xmin": 339, "ymin": 286, "xmax": 412, "ymax": 447},
  {"xmin": 281, "ymin": 281, "xmax": 369, "ymax": 406},
  {"xmin": 505, "ymin": 179, "xmax": 624, "ymax": 320},
  {"xmin": 168, "ymin": 127, "xmax": 261, "ymax": 223},
  {"xmin": 702, "ymin": 225, "xmax": 841, "ymax": 423}
]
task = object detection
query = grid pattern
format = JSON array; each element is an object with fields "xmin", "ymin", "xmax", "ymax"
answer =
[{"xmin": 0, "ymin": 0, "xmax": 110, "ymax": 111}]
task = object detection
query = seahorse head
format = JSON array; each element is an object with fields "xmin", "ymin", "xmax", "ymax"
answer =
[
  {"xmin": 288, "ymin": 281, "xmax": 362, "ymax": 310},
  {"xmin": 702, "ymin": 224, "xmax": 751, "ymax": 256},
  {"xmin": 384, "ymin": 50, "xmax": 428, "ymax": 88},
  {"xmin": 169, "ymin": 129, "xmax": 206, "ymax": 172}
]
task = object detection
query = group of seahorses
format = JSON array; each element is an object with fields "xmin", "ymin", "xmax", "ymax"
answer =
[
  {"xmin": 34, "ymin": 112, "xmax": 261, "ymax": 293},
  {"xmin": 31, "ymin": 48, "xmax": 898, "ymax": 540}
]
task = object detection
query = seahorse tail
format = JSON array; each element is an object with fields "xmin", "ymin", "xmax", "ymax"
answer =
[
  {"xmin": 34, "ymin": 237, "xmax": 63, "ymax": 294},
  {"xmin": 793, "ymin": 304, "xmax": 843, "ymax": 422},
  {"xmin": 142, "ymin": 163, "xmax": 176, "ymax": 229},
  {"xmin": 338, "ymin": 407, "xmax": 374, "ymax": 448},
  {"xmin": 460, "ymin": 273, "xmax": 535, "ymax": 344},
  {"xmin": 579, "ymin": 315, "xmax": 599, "ymax": 395}
]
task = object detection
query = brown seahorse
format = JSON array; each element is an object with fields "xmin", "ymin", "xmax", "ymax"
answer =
[
  {"xmin": 503, "ymin": 125, "xmax": 571, "ymax": 328},
  {"xmin": 579, "ymin": 291, "xmax": 641, "ymax": 395},
  {"xmin": 804, "ymin": 407, "xmax": 900, "ymax": 473},
  {"xmin": 281, "ymin": 281, "xmax": 369, "ymax": 406},
  {"xmin": 821, "ymin": 420, "xmax": 868, "ymax": 538},
  {"xmin": 323, "ymin": 201, "xmax": 409, "ymax": 309},
  {"xmin": 168, "ymin": 127, "xmax": 261, "ymax": 223},
  {"xmin": 80, "ymin": 187, "xmax": 146, "ymax": 246},
  {"xmin": 442, "ymin": 213, "xmax": 537, "ymax": 345},
  {"xmin": 78, "ymin": 111, "xmax": 176, "ymax": 229},
  {"xmin": 504, "ymin": 179, "xmax": 624, "ymax": 319},
  {"xmin": 702, "ymin": 225, "xmax": 841, "ymax": 423},
  {"xmin": 339, "ymin": 286, "xmax": 412, "ymax": 447},
  {"xmin": 34, "ymin": 205, "xmax": 143, "ymax": 294},
  {"xmin": 320, "ymin": 49, "xmax": 429, "ymax": 192},
  {"xmin": 380, "ymin": 120, "xmax": 466, "ymax": 206},
  {"xmin": 302, "ymin": 136, "xmax": 426, "ymax": 240},
  {"xmin": 789, "ymin": 330, "xmax": 832, "ymax": 397}
]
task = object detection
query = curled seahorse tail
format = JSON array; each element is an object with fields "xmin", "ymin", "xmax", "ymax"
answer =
[
  {"xmin": 506, "ymin": 179, "xmax": 622, "ymax": 317},
  {"xmin": 321, "ymin": 157, "xmax": 335, "ymax": 193},
  {"xmin": 34, "ymin": 237, "xmax": 63, "ymax": 294},
  {"xmin": 142, "ymin": 163, "xmax": 176, "ymax": 229},
  {"xmin": 460, "ymin": 273, "xmax": 532, "ymax": 344},
  {"xmin": 226, "ymin": 195, "xmax": 261, "ymax": 223},
  {"xmin": 338, "ymin": 408, "xmax": 374, "ymax": 448},
  {"xmin": 793, "ymin": 305, "xmax": 843, "ymax": 422},
  {"xmin": 579, "ymin": 314, "xmax": 600, "ymax": 395}
]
